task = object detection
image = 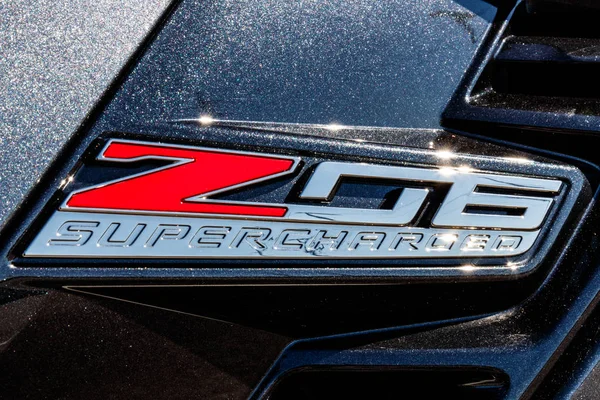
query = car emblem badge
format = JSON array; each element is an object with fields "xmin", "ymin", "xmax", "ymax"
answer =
[{"xmin": 19, "ymin": 138, "xmax": 586, "ymax": 278}]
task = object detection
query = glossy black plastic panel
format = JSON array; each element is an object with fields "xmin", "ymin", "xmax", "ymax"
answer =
[{"xmin": 265, "ymin": 367, "xmax": 509, "ymax": 400}]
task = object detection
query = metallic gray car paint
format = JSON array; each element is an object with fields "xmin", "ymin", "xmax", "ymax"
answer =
[{"xmin": 0, "ymin": 0, "xmax": 171, "ymax": 229}]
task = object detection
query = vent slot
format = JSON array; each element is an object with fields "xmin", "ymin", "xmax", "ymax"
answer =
[
  {"xmin": 470, "ymin": 3, "xmax": 600, "ymax": 111},
  {"xmin": 493, "ymin": 37, "xmax": 600, "ymax": 98},
  {"xmin": 265, "ymin": 367, "xmax": 509, "ymax": 400},
  {"xmin": 526, "ymin": 0, "xmax": 600, "ymax": 14}
]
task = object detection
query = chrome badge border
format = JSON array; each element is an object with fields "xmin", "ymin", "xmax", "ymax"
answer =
[{"xmin": 9, "ymin": 134, "xmax": 589, "ymax": 280}]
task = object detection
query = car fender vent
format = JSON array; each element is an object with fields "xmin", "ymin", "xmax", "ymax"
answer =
[
  {"xmin": 493, "ymin": 37, "xmax": 600, "ymax": 99},
  {"xmin": 470, "ymin": 3, "xmax": 600, "ymax": 112}
]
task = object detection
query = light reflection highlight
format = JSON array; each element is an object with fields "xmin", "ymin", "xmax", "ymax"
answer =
[
  {"xmin": 507, "ymin": 262, "xmax": 520, "ymax": 271},
  {"xmin": 503, "ymin": 157, "xmax": 533, "ymax": 165},
  {"xmin": 459, "ymin": 265, "xmax": 476, "ymax": 272},
  {"xmin": 435, "ymin": 150, "xmax": 455, "ymax": 160},
  {"xmin": 198, "ymin": 115, "xmax": 215, "ymax": 126},
  {"xmin": 439, "ymin": 167, "xmax": 456, "ymax": 176},
  {"xmin": 325, "ymin": 123, "xmax": 345, "ymax": 132}
]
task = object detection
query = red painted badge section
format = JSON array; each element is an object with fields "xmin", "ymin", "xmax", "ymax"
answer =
[{"xmin": 66, "ymin": 141, "xmax": 295, "ymax": 217}]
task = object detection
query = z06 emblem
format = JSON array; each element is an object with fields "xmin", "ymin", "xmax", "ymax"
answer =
[{"xmin": 21, "ymin": 138, "xmax": 585, "ymax": 277}]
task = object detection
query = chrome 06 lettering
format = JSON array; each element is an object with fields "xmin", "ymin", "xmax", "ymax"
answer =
[{"xmin": 290, "ymin": 162, "xmax": 562, "ymax": 229}]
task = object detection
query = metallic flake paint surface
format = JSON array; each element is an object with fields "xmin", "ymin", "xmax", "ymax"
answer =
[
  {"xmin": 0, "ymin": 0, "xmax": 171, "ymax": 229},
  {"xmin": 104, "ymin": 0, "xmax": 496, "ymax": 128}
]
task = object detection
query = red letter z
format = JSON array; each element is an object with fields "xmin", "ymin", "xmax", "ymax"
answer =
[{"xmin": 64, "ymin": 140, "xmax": 298, "ymax": 217}]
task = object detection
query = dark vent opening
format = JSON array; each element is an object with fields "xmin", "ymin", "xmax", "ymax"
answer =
[
  {"xmin": 472, "ymin": 3, "xmax": 600, "ymax": 109},
  {"xmin": 526, "ymin": 0, "xmax": 600, "ymax": 16},
  {"xmin": 493, "ymin": 51, "xmax": 600, "ymax": 99},
  {"xmin": 266, "ymin": 367, "xmax": 509, "ymax": 400}
]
